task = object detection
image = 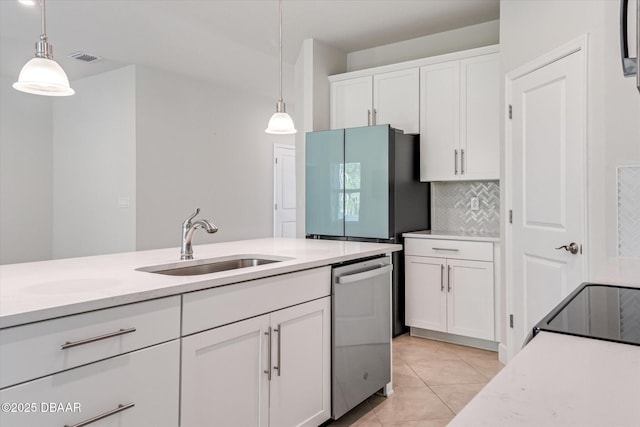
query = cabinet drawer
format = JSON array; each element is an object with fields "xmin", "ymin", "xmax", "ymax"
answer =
[
  {"xmin": 404, "ymin": 238, "xmax": 493, "ymax": 261},
  {"xmin": 0, "ymin": 340, "xmax": 180, "ymax": 427},
  {"xmin": 0, "ymin": 296, "xmax": 180, "ymax": 388},
  {"xmin": 182, "ymin": 267, "xmax": 331, "ymax": 335}
]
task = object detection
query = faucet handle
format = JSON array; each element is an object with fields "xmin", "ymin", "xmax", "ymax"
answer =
[{"xmin": 182, "ymin": 208, "xmax": 200, "ymax": 225}]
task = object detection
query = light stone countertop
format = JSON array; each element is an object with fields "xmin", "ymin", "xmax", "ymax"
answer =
[
  {"xmin": 449, "ymin": 332, "xmax": 640, "ymax": 427},
  {"xmin": 402, "ymin": 229, "xmax": 500, "ymax": 243},
  {"xmin": 0, "ymin": 238, "xmax": 401, "ymax": 329}
]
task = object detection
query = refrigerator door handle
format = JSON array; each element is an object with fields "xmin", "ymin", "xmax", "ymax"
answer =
[{"xmin": 336, "ymin": 264, "xmax": 393, "ymax": 285}]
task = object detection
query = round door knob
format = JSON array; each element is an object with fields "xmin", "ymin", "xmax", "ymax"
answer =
[{"xmin": 555, "ymin": 242, "xmax": 579, "ymax": 254}]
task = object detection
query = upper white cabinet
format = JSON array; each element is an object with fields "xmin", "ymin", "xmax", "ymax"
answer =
[
  {"xmin": 330, "ymin": 76, "xmax": 373, "ymax": 129},
  {"xmin": 420, "ymin": 53, "xmax": 500, "ymax": 181},
  {"xmin": 330, "ymin": 68, "xmax": 419, "ymax": 134}
]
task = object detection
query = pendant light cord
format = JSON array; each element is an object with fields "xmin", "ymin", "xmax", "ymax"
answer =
[
  {"xmin": 40, "ymin": 0, "xmax": 47, "ymax": 40},
  {"xmin": 278, "ymin": 0, "xmax": 283, "ymax": 103}
]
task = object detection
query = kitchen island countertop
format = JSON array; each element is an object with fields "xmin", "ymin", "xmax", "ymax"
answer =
[
  {"xmin": 449, "ymin": 331, "xmax": 640, "ymax": 427},
  {"xmin": 0, "ymin": 238, "xmax": 401, "ymax": 328}
]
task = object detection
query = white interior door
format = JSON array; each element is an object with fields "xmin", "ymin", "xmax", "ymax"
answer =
[
  {"xmin": 274, "ymin": 144, "xmax": 296, "ymax": 238},
  {"xmin": 508, "ymin": 41, "xmax": 587, "ymax": 357}
]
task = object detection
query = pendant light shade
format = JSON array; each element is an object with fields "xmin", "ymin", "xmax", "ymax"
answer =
[
  {"xmin": 13, "ymin": 0, "xmax": 74, "ymax": 97},
  {"xmin": 266, "ymin": 0, "xmax": 296, "ymax": 134},
  {"xmin": 266, "ymin": 101, "xmax": 296, "ymax": 134}
]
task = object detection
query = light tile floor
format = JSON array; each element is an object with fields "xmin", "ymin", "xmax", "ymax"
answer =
[{"xmin": 328, "ymin": 334, "xmax": 504, "ymax": 426}]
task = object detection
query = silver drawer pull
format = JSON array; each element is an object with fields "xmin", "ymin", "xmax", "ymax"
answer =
[
  {"xmin": 61, "ymin": 327, "xmax": 137, "ymax": 350},
  {"xmin": 64, "ymin": 402, "xmax": 135, "ymax": 427},
  {"xmin": 432, "ymin": 247, "xmax": 460, "ymax": 252}
]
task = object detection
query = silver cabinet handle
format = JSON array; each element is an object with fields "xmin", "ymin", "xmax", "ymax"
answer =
[
  {"xmin": 440, "ymin": 264, "xmax": 444, "ymax": 292},
  {"xmin": 274, "ymin": 325, "xmax": 282, "ymax": 377},
  {"xmin": 432, "ymin": 247, "xmax": 460, "ymax": 252},
  {"xmin": 372, "ymin": 108, "xmax": 377, "ymax": 125},
  {"xmin": 454, "ymin": 150, "xmax": 458, "ymax": 175},
  {"xmin": 64, "ymin": 402, "xmax": 134, "ymax": 427},
  {"xmin": 447, "ymin": 265, "xmax": 452, "ymax": 292},
  {"xmin": 461, "ymin": 149, "xmax": 465, "ymax": 174},
  {"xmin": 61, "ymin": 328, "xmax": 136, "ymax": 350},
  {"xmin": 367, "ymin": 109, "xmax": 371, "ymax": 126},
  {"xmin": 264, "ymin": 327, "xmax": 272, "ymax": 381},
  {"xmin": 336, "ymin": 264, "xmax": 393, "ymax": 284}
]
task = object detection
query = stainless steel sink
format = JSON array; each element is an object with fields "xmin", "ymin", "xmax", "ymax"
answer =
[{"xmin": 136, "ymin": 255, "xmax": 292, "ymax": 276}]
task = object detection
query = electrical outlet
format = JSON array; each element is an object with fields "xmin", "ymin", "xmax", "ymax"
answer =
[{"xmin": 471, "ymin": 197, "xmax": 479, "ymax": 211}]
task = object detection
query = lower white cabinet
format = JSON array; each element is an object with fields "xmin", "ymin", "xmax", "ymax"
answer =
[
  {"xmin": 181, "ymin": 296, "xmax": 331, "ymax": 427},
  {"xmin": 0, "ymin": 340, "xmax": 180, "ymax": 427},
  {"xmin": 405, "ymin": 239, "xmax": 495, "ymax": 341}
]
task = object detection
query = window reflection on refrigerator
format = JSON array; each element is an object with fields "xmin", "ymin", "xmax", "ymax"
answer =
[{"xmin": 340, "ymin": 162, "xmax": 361, "ymax": 222}]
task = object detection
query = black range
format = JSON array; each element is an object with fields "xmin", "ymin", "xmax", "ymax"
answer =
[{"xmin": 532, "ymin": 282, "xmax": 640, "ymax": 346}]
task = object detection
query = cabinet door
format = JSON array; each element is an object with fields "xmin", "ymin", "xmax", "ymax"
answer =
[
  {"xmin": 419, "ymin": 61, "xmax": 460, "ymax": 181},
  {"xmin": 459, "ymin": 53, "xmax": 500, "ymax": 180},
  {"xmin": 330, "ymin": 76, "xmax": 373, "ymax": 129},
  {"xmin": 181, "ymin": 315, "xmax": 270, "ymax": 427},
  {"xmin": 0, "ymin": 340, "xmax": 179, "ymax": 427},
  {"xmin": 269, "ymin": 297, "xmax": 331, "ymax": 427},
  {"xmin": 404, "ymin": 255, "xmax": 447, "ymax": 332},
  {"xmin": 373, "ymin": 68, "xmax": 419, "ymax": 134},
  {"xmin": 305, "ymin": 129, "xmax": 345, "ymax": 237},
  {"xmin": 446, "ymin": 259, "xmax": 495, "ymax": 340}
]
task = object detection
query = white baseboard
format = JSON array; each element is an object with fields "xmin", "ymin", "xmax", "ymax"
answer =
[
  {"xmin": 409, "ymin": 327, "xmax": 499, "ymax": 352},
  {"xmin": 498, "ymin": 343, "xmax": 509, "ymax": 364}
]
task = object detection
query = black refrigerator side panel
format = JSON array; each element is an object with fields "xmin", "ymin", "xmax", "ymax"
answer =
[
  {"xmin": 390, "ymin": 132, "xmax": 430, "ymax": 236},
  {"xmin": 388, "ymin": 131, "xmax": 430, "ymax": 336}
]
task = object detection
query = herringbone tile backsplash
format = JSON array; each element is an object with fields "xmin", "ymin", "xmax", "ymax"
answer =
[
  {"xmin": 618, "ymin": 166, "xmax": 640, "ymax": 257},
  {"xmin": 432, "ymin": 181, "xmax": 500, "ymax": 234}
]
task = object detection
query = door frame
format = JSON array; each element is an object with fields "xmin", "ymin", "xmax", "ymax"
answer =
[
  {"xmin": 504, "ymin": 35, "xmax": 590, "ymax": 361},
  {"xmin": 273, "ymin": 143, "xmax": 296, "ymax": 237}
]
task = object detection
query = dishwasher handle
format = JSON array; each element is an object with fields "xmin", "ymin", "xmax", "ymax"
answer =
[{"xmin": 336, "ymin": 264, "xmax": 393, "ymax": 285}]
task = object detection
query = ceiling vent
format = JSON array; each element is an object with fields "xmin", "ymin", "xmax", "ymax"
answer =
[{"xmin": 68, "ymin": 51, "xmax": 102, "ymax": 63}]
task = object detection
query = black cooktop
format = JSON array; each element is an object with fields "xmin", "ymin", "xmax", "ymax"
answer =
[{"xmin": 533, "ymin": 283, "xmax": 640, "ymax": 346}]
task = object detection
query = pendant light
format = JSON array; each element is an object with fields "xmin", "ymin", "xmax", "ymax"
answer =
[
  {"xmin": 13, "ymin": 0, "xmax": 75, "ymax": 96},
  {"xmin": 265, "ymin": 0, "xmax": 296, "ymax": 134}
]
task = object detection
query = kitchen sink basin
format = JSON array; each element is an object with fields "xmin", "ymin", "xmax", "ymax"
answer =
[{"xmin": 136, "ymin": 255, "xmax": 293, "ymax": 276}]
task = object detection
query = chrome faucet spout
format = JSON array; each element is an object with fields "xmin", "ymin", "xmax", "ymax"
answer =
[{"xmin": 180, "ymin": 208, "xmax": 218, "ymax": 260}]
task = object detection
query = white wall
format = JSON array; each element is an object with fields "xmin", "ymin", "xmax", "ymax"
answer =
[
  {"xmin": 0, "ymin": 75, "xmax": 53, "ymax": 264},
  {"xmin": 52, "ymin": 66, "xmax": 137, "ymax": 259},
  {"xmin": 135, "ymin": 65, "xmax": 288, "ymax": 251},
  {"xmin": 500, "ymin": 0, "xmax": 640, "ymax": 344},
  {"xmin": 294, "ymin": 39, "xmax": 347, "ymax": 237},
  {"xmin": 347, "ymin": 20, "xmax": 500, "ymax": 71}
]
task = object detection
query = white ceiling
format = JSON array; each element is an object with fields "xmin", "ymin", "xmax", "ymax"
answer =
[{"xmin": 0, "ymin": 0, "xmax": 499, "ymax": 99}]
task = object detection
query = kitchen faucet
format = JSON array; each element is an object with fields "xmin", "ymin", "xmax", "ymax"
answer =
[{"xmin": 180, "ymin": 208, "xmax": 218, "ymax": 260}]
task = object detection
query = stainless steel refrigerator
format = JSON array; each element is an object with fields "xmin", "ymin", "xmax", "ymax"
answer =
[{"xmin": 305, "ymin": 124, "xmax": 430, "ymax": 336}]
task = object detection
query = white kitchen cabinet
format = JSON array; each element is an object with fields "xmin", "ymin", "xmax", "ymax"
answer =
[
  {"xmin": 0, "ymin": 340, "xmax": 180, "ymax": 427},
  {"xmin": 405, "ymin": 238, "xmax": 495, "ymax": 341},
  {"xmin": 330, "ymin": 76, "xmax": 373, "ymax": 129},
  {"xmin": 330, "ymin": 68, "xmax": 419, "ymax": 133},
  {"xmin": 420, "ymin": 52, "xmax": 500, "ymax": 181},
  {"xmin": 181, "ymin": 296, "xmax": 331, "ymax": 427},
  {"xmin": 0, "ymin": 296, "xmax": 180, "ymax": 389}
]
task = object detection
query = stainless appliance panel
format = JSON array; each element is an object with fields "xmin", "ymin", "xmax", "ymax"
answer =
[{"xmin": 332, "ymin": 256, "xmax": 392, "ymax": 420}]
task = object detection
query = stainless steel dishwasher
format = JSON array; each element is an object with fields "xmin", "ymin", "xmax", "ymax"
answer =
[{"xmin": 331, "ymin": 256, "xmax": 392, "ymax": 420}]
